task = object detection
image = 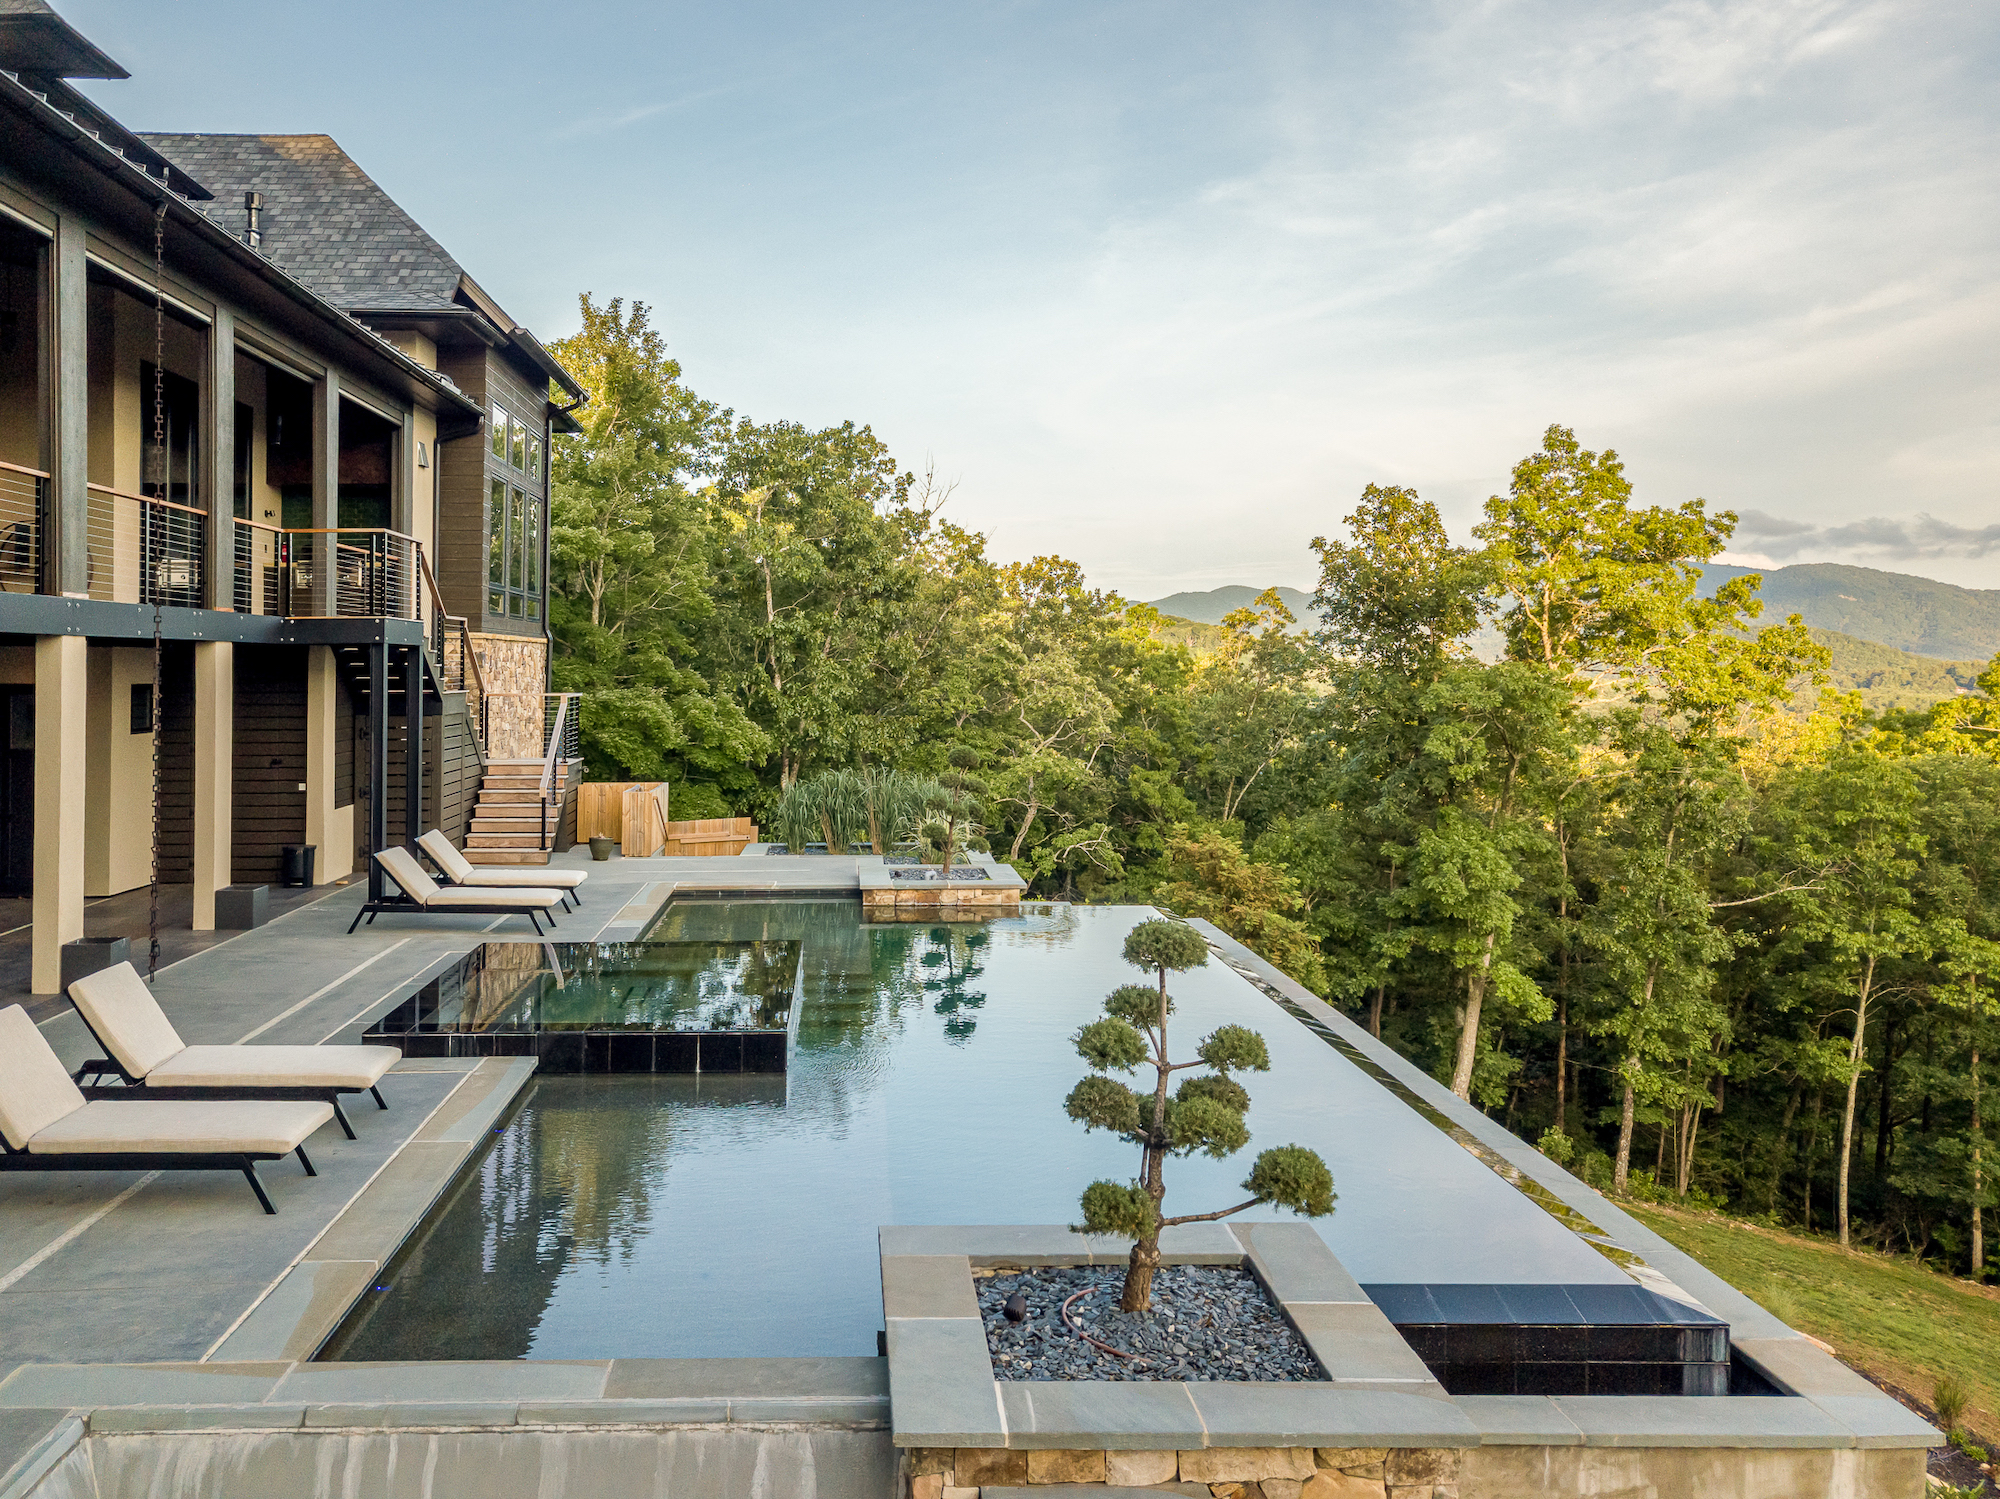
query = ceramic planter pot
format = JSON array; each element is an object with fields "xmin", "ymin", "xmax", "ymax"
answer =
[{"xmin": 589, "ymin": 836, "xmax": 616, "ymax": 861}]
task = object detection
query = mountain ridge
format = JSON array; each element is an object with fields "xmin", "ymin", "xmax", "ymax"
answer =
[{"xmin": 1147, "ymin": 564, "xmax": 2000, "ymax": 664}]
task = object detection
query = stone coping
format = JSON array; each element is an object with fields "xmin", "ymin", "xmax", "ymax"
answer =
[
  {"xmin": 1174, "ymin": 922, "xmax": 1942, "ymax": 1455},
  {"xmin": 879, "ymin": 1221, "xmax": 1937, "ymax": 1454},
  {"xmin": 0, "ymin": 1356, "xmax": 889, "ymax": 1438}
]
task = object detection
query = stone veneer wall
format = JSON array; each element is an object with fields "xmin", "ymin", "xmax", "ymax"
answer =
[
  {"xmin": 903, "ymin": 1441, "xmax": 1923, "ymax": 1499},
  {"xmin": 470, "ymin": 632, "xmax": 548, "ymax": 761}
]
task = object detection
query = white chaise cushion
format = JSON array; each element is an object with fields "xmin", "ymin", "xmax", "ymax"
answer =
[
  {"xmin": 420, "ymin": 830, "xmax": 587, "ymax": 891},
  {"xmin": 67, "ymin": 962, "xmax": 188, "ymax": 1079},
  {"xmin": 28, "ymin": 1098, "xmax": 334, "ymax": 1156},
  {"xmin": 375, "ymin": 846, "xmax": 443, "ymax": 902},
  {"xmin": 0, "ymin": 1005, "xmax": 86, "ymax": 1151},
  {"xmin": 149, "ymin": 1045, "xmax": 401, "ymax": 1092},
  {"xmin": 424, "ymin": 887, "xmax": 566, "ymax": 909}
]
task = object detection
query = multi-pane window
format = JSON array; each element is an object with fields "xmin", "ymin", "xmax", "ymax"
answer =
[
  {"xmin": 488, "ymin": 477, "xmax": 507, "ymax": 615},
  {"xmin": 511, "ymin": 422, "xmax": 526, "ymax": 470},
  {"xmin": 528, "ymin": 435, "xmax": 542, "ymax": 481},
  {"xmin": 490, "ymin": 404, "xmax": 507, "ymax": 460},
  {"xmin": 524, "ymin": 495, "xmax": 541, "ymax": 621},
  {"xmin": 508, "ymin": 489, "xmax": 526, "ymax": 616}
]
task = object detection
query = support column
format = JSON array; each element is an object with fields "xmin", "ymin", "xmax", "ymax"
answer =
[
  {"xmin": 205, "ymin": 308, "xmax": 234, "ymax": 610},
  {"xmin": 366, "ymin": 642, "xmax": 386, "ymax": 899},
  {"xmin": 310, "ymin": 373, "xmax": 339, "ymax": 616},
  {"xmin": 190, "ymin": 641, "xmax": 232, "ymax": 930},
  {"xmin": 50, "ymin": 217, "xmax": 87, "ymax": 597},
  {"xmin": 304, "ymin": 645, "xmax": 339, "ymax": 884},
  {"xmin": 31, "ymin": 634, "xmax": 86, "ymax": 993},
  {"xmin": 404, "ymin": 645, "xmax": 423, "ymax": 851}
]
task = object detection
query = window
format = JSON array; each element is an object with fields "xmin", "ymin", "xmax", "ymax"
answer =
[
  {"xmin": 511, "ymin": 421, "xmax": 526, "ymax": 470},
  {"xmin": 130, "ymin": 682, "xmax": 154, "ymax": 734},
  {"xmin": 525, "ymin": 496, "xmax": 541, "ymax": 621},
  {"xmin": 509, "ymin": 489, "xmax": 525, "ymax": 616},
  {"xmin": 528, "ymin": 434, "xmax": 541, "ymax": 481},
  {"xmin": 488, "ymin": 477, "xmax": 507, "ymax": 615},
  {"xmin": 490, "ymin": 404, "xmax": 507, "ymax": 459}
]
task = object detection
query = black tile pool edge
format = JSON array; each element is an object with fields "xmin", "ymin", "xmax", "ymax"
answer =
[{"xmin": 385, "ymin": 1028, "xmax": 789, "ymax": 1074}]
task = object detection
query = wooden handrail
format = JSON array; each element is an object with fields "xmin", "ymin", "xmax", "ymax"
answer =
[
  {"xmin": 413, "ymin": 548, "xmax": 488, "ymax": 704},
  {"xmin": 0, "ymin": 461, "xmax": 50, "ymax": 480},
  {"xmin": 231, "ymin": 516, "xmax": 285, "ymax": 536},
  {"xmin": 86, "ymin": 482, "xmax": 207, "ymax": 518},
  {"xmin": 537, "ymin": 693, "xmax": 573, "ymax": 798}
]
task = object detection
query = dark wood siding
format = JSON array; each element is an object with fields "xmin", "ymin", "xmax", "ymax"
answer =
[
  {"xmin": 155, "ymin": 645, "xmax": 194, "ymax": 881},
  {"xmin": 351, "ymin": 690, "xmax": 486, "ymax": 862},
  {"xmin": 230, "ymin": 645, "xmax": 306, "ymax": 884}
]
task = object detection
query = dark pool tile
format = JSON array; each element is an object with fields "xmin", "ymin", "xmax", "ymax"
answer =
[
  {"xmin": 538, "ymin": 1034, "xmax": 585, "ymax": 1073},
  {"xmin": 1397, "ymin": 1325, "xmax": 1448, "ymax": 1365},
  {"xmin": 606, "ymin": 1034, "xmax": 655, "ymax": 1072},
  {"xmin": 1445, "ymin": 1362, "xmax": 1515, "ymax": 1396},
  {"xmin": 1426, "ymin": 1285, "xmax": 1509, "ymax": 1324},
  {"xmin": 1564, "ymin": 1284, "xmax": 1656, "ymax": 1324},
  {"xmin": 1364, "ymin": 1285, "xmax": 1441, "ymax": 1325},
  {"xmin": 1588, "ymin": 1361, "xmax": 1675, "ymax": 1396},
  {"xmin": 1518, "ymin": 1325, "xmax": 1588, "ymax": 1363},
  {"xmin": 1514, "ymin": 1362, "xmax": 1589, "ymax": 1396},
  {"xmin": 1588, "ymin": 1326, "xmax": 1680, "ymax": 1363},
  {"xmin": 699, "ymin": 1034, "xmax": 744, "ymax": 1073},
  {"xmin": 743, "ymin": 1034, "xmax": 786, "ymax": 1073},
  {"xmin": 657, "ymin": 1034, "xmax": 698, "ymax": 1073},
  {"xmin": 1493, "ymin": 1285, "xmax": 1585, "ymax": 1325},
  {"xmin": 1449, "ymin": 1324, "xmax": 1517, "ymax": 1364}
]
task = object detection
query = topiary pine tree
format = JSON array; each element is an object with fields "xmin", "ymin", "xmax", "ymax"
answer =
[{"xmin": 1066, "ymin": 917, "xmax": 1335, "ymax": 1312}]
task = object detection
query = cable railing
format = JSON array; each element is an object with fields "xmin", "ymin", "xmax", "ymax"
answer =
[
  {"xmin": 0, "ymin": 462, "xmax": 45, "ymax": 594},
  {"xmin": 85, "ymin": 482, "xmax": 205, "ymax": 608},
  {"xmin": 416, "ymin": 549, "xmax": 487, "ymax": 755},
  {"xmin": 230, "ymin": 521, "xmax": 418, "ymax": 621},
  {"xmin": 535, "ymin": 693, "xmax": 581, "ymax": 851}
]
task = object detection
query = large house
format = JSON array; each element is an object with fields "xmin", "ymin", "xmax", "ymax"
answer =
[{"xmin": 0, "ymin": 0, "xmax": 582, "ymax": 993}]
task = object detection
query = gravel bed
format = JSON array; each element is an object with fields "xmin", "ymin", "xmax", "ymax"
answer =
[{"xmin": 977, "ymin": 1265, "xmax": 1324, "ymax": 1382}]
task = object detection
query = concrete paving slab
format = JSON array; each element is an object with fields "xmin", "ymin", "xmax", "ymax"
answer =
[
  {"xmin": 270, "ymin": 1360, "xmax": 610, "ymax": 1404},
  {"xmin": 207, "ymin": 1259, "xmax": 380, "ymax": 1364},
  {"xmin": 1803, "ymin": 1396, "xmax": 1941, "ymax": 1449},
  {"xmin": 727, "ymin": 1397, "xmax": 889, "ymax": 1425},
  {"xmin": 881, "ymin": 1257, "xmax": 980, "ymax": 1320},
  {"xmin": 301, "ymin": 1401, "xmax": 520, "ymax": 1428},
  {"xmin": 0, "ymin": 1281, "xmax": 280, "ymax": 1364},
  {"xmin": 994, "ymin": 1380, "xmax": 1202, "ymax": 1450},
  {"xmin": 420, "ymin": 1058, "xmax": 536, "ymax": 1143},
  {"xmin": 1232, "ymin": 1223, "xmax": 1366, "ymax": 1304},
  {"xmin": 86, "ymin": 1405, "xmax": 306, "ymax": 1432},
  {"xmin": 1185, "ymin": 1384, "xmax": 1476, "ymax": 1448},
  {"xmin": 1453, "ymin": 1394, "xmax": 1586, "ymax": 1445},
  {"xmin": 0, "ymin": 1411, "xmax": 69, "ymax": 1491},
  {"xmin": 1548, "ymin": 1394, "xmax": 1859, "ymax": 1448},
  {"xmin": 0, "ymin": 1413, "xmax": 79, "ymax": 1499},
  {"xmin": 0, "ymin": 1363, "xmax": 289, "ymax": 1406},
  {"xmin": 884, "ymin": 1319, "xmax": 1003, "ymax": 1446},
  {"xmin": 603, "ymin": 1357, "xmax": 888, "ymax": 1401},
  {"xmin": 517, "ymin": 1399, "xmax": 731, "ymax": 1425},
  {"xmin": 1286, "ymin": 1302, "xmax": 1440, "ymax": 1386},
  {"xmin": 304, "ymin": 1141, "xmax": 470, "ymax": 1263}
]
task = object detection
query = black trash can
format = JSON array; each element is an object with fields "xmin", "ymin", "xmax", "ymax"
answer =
[{"xmin": 280, "ymin": 844, "xmax": 317, "ymax": 888}]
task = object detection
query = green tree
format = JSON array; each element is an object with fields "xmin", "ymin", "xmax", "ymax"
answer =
[
  {"xmin": 1311, "ymin": 484, "xmax": 1489, "ymax": 674},
  {"xmin": 1066, "ymin": 919, "xmax": 1334, "ymax": 1310},
  {"xmin": 1155, "ymin": 824, "xmax": 1328, "ymax": 994}
]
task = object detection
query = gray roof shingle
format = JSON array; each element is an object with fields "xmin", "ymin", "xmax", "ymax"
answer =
[{"xmin": 138, "ymin": 133, "xmax": 465, "ymax": 312}]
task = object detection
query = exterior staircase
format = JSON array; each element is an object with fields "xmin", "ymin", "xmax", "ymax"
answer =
[{"xmin": 465, "ymin": 759, "xmax": 573, "ymax": 866}]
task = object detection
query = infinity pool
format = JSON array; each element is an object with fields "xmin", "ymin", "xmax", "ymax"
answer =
[{"xmin": 324, "ymin": 900, "xmax": 1625, "ymax": 1361}]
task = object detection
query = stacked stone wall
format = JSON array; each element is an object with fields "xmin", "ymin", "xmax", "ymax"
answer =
[{"xmin": 471, "ymin": 632, "xmax": 548, "ymax": 760}]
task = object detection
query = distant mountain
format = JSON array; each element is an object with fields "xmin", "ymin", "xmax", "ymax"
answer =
[
  {"xmin": 1809, "ymin": 628, "xmax": 1984, "ymax": 711},
  {"xmin": 1700, "ymin": 563, "xmax": 2000, "ymax": 664},
  {"xmin": 1143, "ymin": 586, "xmax": 1316, "ymax": 626}
]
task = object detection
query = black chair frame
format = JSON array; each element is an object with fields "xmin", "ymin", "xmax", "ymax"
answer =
[
  {"xmin": 414, "ymin": 845, "xmax": 580, "ymax": 911},
  {"xmin": 346, "ymin": 891, "xmax": 555, "ymax": 936},
  {"xmin": 0, "ymin": 1135, "xmax": 318, "ymax": 1214}
]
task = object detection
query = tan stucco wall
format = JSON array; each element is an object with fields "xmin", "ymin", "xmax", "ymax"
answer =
[
  {"xmin": 32, "ymin": 633, "xmax": 84, "ymax": 993},
  {"xmin": 471, "ymin": 632, "xmax": 548, "ymax": 760},
  {"xmin": 83, "ymin": 645, "xmax": 157, "ymax": 897},
  {"xmin": 303, "ymin": 645, "xmax": 354, "ymax": 883}
]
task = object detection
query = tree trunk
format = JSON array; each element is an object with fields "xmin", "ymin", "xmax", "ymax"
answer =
[
  {"xmin": 1838, "ymin": 956, "xmax": 1876, "ymax": 1247},
  {"xmin": 1449, "ymin": 931, "xmax": 1498, "ymax": 1099},
  {"xmin": 1120, "ymin": 1236, "xmax": 1160, "ymax": 1313},
  {"xmin": 1765, "ymin": 1080, "xmax": 1802, "ymax": 1216},
  {"xmin": 1613, "ymin": 1064, "xmax": 1637, "ymax": 1194},
  {"xmin": 1368, "ymin": 984, "xmax": 1385, "ymax": 1040},
  {"xmin": 1008, "ymin": 786, "xmax": 1040, "ymax": 863},
  {"xmin": 1973, "ymin": 1042, "xmax": 1984, "ymax": 1283},
  {"xmin": 1873, "ymin": 1014, "xmax": 1898, "ymax": 1183},
  {"xmin": 1554, "ymin": 996, "xmax": 1569, "ymax": 1134},
  {"xmin": 1803, "ymin": 1088, "xmax": 1823, "ymax": 1231}
]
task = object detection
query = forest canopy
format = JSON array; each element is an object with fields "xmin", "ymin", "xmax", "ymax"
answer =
[{"xmin": 546, "ymin": 294, "xmax": 2000, "ymax": 1279}]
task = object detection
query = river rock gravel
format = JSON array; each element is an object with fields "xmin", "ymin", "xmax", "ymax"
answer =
[{"xmin": 977, "ymin": 1265, "xmax": 1323, "ymax": 1382}]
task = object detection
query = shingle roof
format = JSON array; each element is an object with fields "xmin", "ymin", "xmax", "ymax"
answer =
[
  {"xmin": 0, "ymin": 0, "xmax": 127, "ymax": 79},
  {"xmin": 138, "ymin": 133, "xmax": 464, "ymax": 312}
]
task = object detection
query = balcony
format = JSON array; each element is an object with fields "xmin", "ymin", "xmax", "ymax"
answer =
[
  {"xmin": 0, "ymin": 461, "xmax": 42, "ymax": 594},
  {"xmin": 85, "ymin": 482, "xmax": 205, "ymax": 608}
]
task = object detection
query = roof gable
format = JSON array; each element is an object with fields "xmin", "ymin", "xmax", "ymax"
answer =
[{"xmin": 139, "ymin": 133, "xmax": 465, "ymax": 312}]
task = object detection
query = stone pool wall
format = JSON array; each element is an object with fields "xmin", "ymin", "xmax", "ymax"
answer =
[{"xmin": 900, "ymin": 1441, "xmax": 1922, "ymax": 1498}]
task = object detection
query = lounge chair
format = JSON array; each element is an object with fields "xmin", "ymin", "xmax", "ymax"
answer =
[
  {"xmin": 0, "ymin": 1005, "xmax": 332, "ymax": 1214},
  {"xmin": 349, "ymin": 846, "xmax": 566, "ymax": 935},
  {"xmin": 66, "ymin": 963, "xmax": 400, "ymax": 1140},
  {"xmin": 418, "ymin": 829, "xmax": 587, "ymax": 909}
]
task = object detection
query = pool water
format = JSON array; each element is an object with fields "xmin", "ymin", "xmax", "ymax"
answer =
[{"xmin": 324, "ymin": 900, "xmax": 1626, "ymax": 1362}]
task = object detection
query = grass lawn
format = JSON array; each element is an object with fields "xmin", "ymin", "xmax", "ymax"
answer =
[{"xmin": 1628, "ymin": 1201, "xmax": 2000, "ymax": 1438}]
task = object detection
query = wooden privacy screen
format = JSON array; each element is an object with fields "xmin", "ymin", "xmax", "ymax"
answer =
[{"xmin": 574, "ymin": 784, "xmax": 757, "ymax": 857}]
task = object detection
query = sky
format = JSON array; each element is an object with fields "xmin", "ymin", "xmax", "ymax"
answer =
[{"xmin": 68, "ymin": 0, "xmax": 2000, "ymax": 598}]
